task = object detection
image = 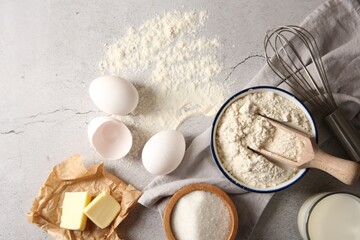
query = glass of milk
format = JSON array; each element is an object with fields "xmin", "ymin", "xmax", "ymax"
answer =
[{"xmin": 298, "ymin": 192, "xmax": 360, "ymax": 240}]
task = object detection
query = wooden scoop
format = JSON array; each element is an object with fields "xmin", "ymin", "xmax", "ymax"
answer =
[{"xmin": 252, "ymin": 116, "xmax": 360, "ymax": 185}]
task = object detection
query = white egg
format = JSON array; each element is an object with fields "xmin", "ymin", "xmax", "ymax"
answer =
[
  {"xmin": 142, "ymin": 130, "xmax": 186, "ymax": 175},
  {"xmin": 89, "ymin": 75, "xmax": 139, "ymax": 115}
]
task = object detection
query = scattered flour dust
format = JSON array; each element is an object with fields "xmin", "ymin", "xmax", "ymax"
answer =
[
  {"xmin": 216, "ymin": 91, "xmax": 313, "ymax": 188},
  {"xmin": 171, "ymin": 190, "xmax": 231, "ymax": 240},
  {"xmin": 99, "ymin": 10, "xmax": 227, "ymax": 158}
]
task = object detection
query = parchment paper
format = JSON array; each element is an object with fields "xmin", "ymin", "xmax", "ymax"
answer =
[{"xmin": 27, "ymin": 154, "xmax": 142, "ymax": 240}]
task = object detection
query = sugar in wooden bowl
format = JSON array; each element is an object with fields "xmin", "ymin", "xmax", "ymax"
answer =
[{"xmin": 163, "ymin": 183, "xmax": 238, "ymax": 240}]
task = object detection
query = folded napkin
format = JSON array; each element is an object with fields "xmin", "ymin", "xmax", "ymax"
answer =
[{"xmin": 138, "ymin": 0, "xmax": 360, "ymax": 239}]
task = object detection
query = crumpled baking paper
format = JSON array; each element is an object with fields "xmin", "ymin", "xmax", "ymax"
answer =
[{"xmin": 27, "ymin": 154, "xmax": 142, "ymax": 240}]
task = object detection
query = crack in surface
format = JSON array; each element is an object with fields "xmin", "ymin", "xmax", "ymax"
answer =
[
  {"xmin": 1, "ymin": 109, "xmax": 100, "ymax": 135},
  {"xmin": 24, "ymin": 108, "xmax": 99, "ymax": 119},
  {"xmin": 75, "ymin": 110, "xmax": 99, "ymax": 115},
  {"xmin": 223, "ymin": 54, "xmax": 264, "ymax": 81},
  {"xmin": 1, "ymin": 130, "xmax": 24, "ymax": 135},
  {"xmin": 23, "ymin": 120, "xmax": 57, "ymax": 126}
]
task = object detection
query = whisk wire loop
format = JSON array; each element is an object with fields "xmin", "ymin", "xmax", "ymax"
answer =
[
  {"xmin": 276, "ymin": 30, "xmax": 333, "ymax": 114},
  {"xmin": 264, "ymin": 25, "xmax": 338, "ymax": 115},
  {"xmin": 264, "ymin": 25, "xmax": 360, "ymax": 163}
]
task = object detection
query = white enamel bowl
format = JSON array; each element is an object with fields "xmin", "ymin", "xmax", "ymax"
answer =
[{"xmin": 210, "ymin": 86, "xmax": 318, "ymax": 193}]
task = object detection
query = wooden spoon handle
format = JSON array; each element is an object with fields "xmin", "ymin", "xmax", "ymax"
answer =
[{"xmin": 306, "ymin": 149, "xmax": 360, "ymax": 185}]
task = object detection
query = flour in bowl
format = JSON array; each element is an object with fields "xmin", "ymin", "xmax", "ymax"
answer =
[{"xmin": 215, "ymin": 91, "xmax": 313, "ymax": 188}]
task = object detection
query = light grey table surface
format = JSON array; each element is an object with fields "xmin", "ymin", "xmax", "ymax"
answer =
[{"xmin": 2, "ymin": 0, "xmax": 360, "ymax": 239}]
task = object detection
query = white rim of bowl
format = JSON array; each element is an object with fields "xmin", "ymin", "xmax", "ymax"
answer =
[{"xmin": 210, "ymin": 86, "xmax": 318, "ymax": 193}]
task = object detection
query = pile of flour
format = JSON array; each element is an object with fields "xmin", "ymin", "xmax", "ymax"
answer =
[
  {"xmin": 99, "ymin": 10, "xmax": 227, "ymax": 158},
  {"xmin": 215, "ymin": 91, "xmax": 312, "ymax": 188}
]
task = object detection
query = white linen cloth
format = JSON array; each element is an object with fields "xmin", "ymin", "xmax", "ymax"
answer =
[{"xmin": 138, "ymin": 0, "xmax": 360, "ymax": 239}]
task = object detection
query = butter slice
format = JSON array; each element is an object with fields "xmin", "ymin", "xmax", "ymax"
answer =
[
  {"xmin": 83, "ymin": 192, "xmax": 121, "ymax": 229},
  {"xmin": 60, "ymin": 192, "xmax": 91, "ymax": 231}
]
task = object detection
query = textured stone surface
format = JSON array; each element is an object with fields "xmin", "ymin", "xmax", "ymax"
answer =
[{"xmin": 3, "ymin": 0, "xmax": 360, "ymax": 239}]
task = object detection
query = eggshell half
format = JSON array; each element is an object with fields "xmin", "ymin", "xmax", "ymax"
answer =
[
  {"xmin": 89, "ymin": 75, "xmax": 139, "ymax": 115},
  {"xmin": 88, "ymin": 117, "xmax": 132, "ymax": 160},
  {"xmin": 142, "ymin": 130, "xmax": 186, "ymax": 175}
]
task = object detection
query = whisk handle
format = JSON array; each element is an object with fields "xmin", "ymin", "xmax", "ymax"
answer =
[{"xmin": 325, "ymin": 108, "xmax": 360, "ymax": 163}]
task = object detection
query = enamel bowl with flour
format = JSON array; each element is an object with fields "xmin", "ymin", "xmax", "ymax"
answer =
[{"xmin": 211, "ymin": 86, "xmax": 317, "ymax": 193}]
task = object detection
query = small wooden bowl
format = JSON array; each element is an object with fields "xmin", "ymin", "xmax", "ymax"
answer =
[{"xmin": 163, "ymin": 183, "xmax": 239, "ymax": 240}]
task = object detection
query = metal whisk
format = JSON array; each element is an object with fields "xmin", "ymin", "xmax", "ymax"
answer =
[{"xmin": 264, "ymin": 25, "xmax": 360, "ymax": 163}]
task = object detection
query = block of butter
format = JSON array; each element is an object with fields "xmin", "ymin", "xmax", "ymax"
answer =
[
  {"xmin": 84, "ymin": 191, "xmax": 121, "ymax": 229},
  {"xmin": 60, "ymin": 192, "xmax": 91, "ymax": 231}
]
